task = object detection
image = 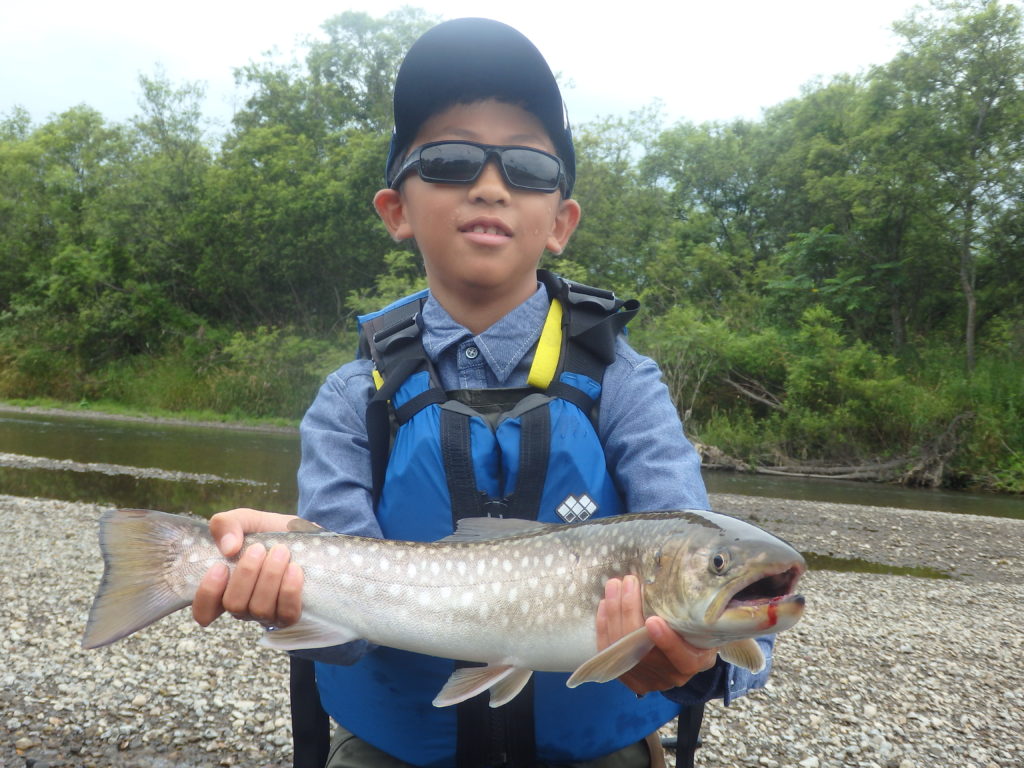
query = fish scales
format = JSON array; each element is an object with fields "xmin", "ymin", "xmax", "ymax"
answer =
[{"xmin": 83, "ymin": 509, "xmax": 806, "ymax": 707}]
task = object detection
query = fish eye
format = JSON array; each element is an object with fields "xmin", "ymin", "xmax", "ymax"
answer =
[{"xmin": 709, "ymin": 552, "xmax": 730, "ymax": 574}]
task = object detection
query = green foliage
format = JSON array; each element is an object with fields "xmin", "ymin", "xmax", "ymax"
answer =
[{"xmin": 0, "ymin": 4, "xmax": 1022, "ymax": 492}]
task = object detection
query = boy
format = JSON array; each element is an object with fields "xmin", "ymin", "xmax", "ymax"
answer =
[{"xmin": 193, "ymin": 18, "xmax": 772, "ymax": 767}]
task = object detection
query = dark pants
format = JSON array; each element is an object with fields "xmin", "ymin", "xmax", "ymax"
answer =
[{"xmin": 325, "ymin": 725, "xmax": 665, "ymax": 768}]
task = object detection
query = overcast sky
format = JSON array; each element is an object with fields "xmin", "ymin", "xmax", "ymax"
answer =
[{"xmin": 2, "ymin": 0, "xmax": 924, "ymax": 134}]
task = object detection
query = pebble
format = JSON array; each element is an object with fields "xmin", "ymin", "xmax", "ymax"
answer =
[{"xmin": 4, "ymin": 493, "xmax": 1023, "ymax": 767}]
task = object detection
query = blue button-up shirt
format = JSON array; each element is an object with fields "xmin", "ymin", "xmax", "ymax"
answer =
[{"xmin": 295, "ymin": 283, "xmax": 771, "ymax": 704}]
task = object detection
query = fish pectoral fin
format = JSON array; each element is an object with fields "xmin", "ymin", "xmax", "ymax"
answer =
[
  {"xmin": 432, "ymin": 664, "xmax": 527, "ymax": 708},
  {"xmin": 258, "ymin": 615, "xmax": 360, "ymax": 651},
  {"xmin": 566, "ymin": 626, "xmax": 655, "ymax": 688},
  {"xmin": 487, "ymin": 667, "xmax": 534, "ymax": 708},
  {"xmin": 719, "ymin": 638, "xmax": 765, "ymax": 673}
]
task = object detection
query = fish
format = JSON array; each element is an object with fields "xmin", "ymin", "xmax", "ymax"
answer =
[{"xmin": 83, "ymin": 508, "xmax": 806, "ymax": 708}]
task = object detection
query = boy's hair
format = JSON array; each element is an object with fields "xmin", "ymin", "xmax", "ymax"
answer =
[{"xmin": 384, "ymin": 18, "xmax": 576, "ymax": 196}]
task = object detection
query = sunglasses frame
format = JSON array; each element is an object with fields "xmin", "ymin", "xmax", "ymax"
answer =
[{"xmin": 390, "ymin": 140, "xmax": 568, "ymax": 197}]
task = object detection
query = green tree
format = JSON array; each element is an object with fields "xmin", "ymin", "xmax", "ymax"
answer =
[{"xmin": 881, "ymin": 0, "xmax": 1024, "ymax": 371}]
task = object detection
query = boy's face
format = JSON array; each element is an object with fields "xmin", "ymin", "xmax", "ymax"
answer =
[{"xmin": 374, "ymin": 100, "xmax": 580, "ymax": 310}]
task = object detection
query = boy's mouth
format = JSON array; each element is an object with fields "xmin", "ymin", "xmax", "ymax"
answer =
[{"xmin": 460, "ymin": 218, "xmax": 512, "ymax": 239}]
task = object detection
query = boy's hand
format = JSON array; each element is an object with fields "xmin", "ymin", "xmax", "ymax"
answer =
[
  {"xmin": 192, "ymin": 508, "xmax": 305, "ymax": 629},
  {"xmin": 596, "ymin": 575, "xmax": 718, "ymax": 695}
]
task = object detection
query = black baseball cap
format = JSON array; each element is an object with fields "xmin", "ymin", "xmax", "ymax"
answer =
[{"xmin": 385, "ymin": 18, "xmax": 576, "ymax": 197}]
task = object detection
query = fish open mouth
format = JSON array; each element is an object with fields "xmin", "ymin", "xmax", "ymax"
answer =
[{"xmin": 727, "ymin": 565, "xmax": 804, "ymax": 608}]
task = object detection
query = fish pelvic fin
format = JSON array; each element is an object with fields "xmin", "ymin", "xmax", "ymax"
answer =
[
  {"xmin": 82, "ymin": 509, "xmax": 206, "ymax": 649},
  {"xmin": 719, "ymin": 638, "xmax": 766, "ymax": 673},
  {"xmin": 566, "ymin": 626, "xmax": 654, "ymax": 688},
  {"xmin": 432, "ymin": 664, "xmax": 534, "ymax": 708},
  {"xmin": 259, "ymin": 615, "xmax": 360, "ymax": 651}
]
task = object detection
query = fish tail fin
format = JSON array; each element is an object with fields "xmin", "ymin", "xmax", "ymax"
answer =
[{"xmin": 82, "ymin": 509, "xmax": 207, "ymax": 649}]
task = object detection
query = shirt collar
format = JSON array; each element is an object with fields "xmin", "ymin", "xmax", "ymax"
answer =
[{"xmin": 420, "ymin": 284, "xmax": 549, "ymax": 384}]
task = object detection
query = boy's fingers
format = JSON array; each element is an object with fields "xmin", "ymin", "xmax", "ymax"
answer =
[
  {"xmin": 221, "ymin": 542, "xmax": 266, "ymax": 616},
  {"xmin": 193, "ymin": 563, "xmax": 229, "ymax": 627},
  {"xmin": 620, "ymin": 575, "xmax": 644, "ymax": 630},
  {"xmin": 276, "ymin": 563, "xmax": 305, "ymax": 627},
  {"xmin": 209, "ymin": 509, "xmax": 300, "ymax": 557},
  {"xmin": 248, "ymin": 545, "xmax": 293, "ymax": 623},
  {"xmin": 603, "ymin": 577, "xmax": 624, "ymax": 643},
  {"xmin": 646, "ymin": 617, "xmax": 718, "ymax": 681}
]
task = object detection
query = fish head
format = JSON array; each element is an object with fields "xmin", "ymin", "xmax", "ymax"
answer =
[{"xmin": 643, "ymin": 511, "xmax": 806, "ymax": 648}]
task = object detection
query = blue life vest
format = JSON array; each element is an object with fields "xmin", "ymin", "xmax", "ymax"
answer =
[{"xmin": 315, "ymin": 272, "xmax": 680, "ymax": 766}]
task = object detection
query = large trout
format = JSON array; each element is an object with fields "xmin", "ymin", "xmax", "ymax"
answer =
[{"xmin": 83, "ymin": 509, "xmax": 805, "ymax": 707}]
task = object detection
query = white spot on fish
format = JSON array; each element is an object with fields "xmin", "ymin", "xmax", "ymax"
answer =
[
  {"xmin": 187, "ymin": 553, "xmax": 200, "ymax": 564},
  {"xmin": 520, "ymin": 601, "xmax": 531, "ymax": 614},
  {"xmin": 379, "ymin": 558, "xmax": 390, "ymax": 572},
  {"xmin": 556, "ymin": 603, "xmax": 566, "ymax": 618},
  {"xmin": 407, "ymin": 563, "xmax": 417, "ymax": 579},
  {"xmin": 461, "ymin": 591, "xmax": 474, "ymax": 607},
  {"xmin": 457, "ymin": 561, "xmax": 467, "ymax": 577},
  {"xmin": 441, "ymin": 587, "xmax": 452, "ymax": 599},
  {"xmin": 527, "ymin": 577, "xmax": 539, "ymax": 589},
  {"xmin": 544, "ymin": 584, "xmax": 555, "ymax": 599},
  {"xmin": 291, "ymin": 541, "xmax": 306, "ymax": 553},
  {"xmin": 476, "ymin": 560, "xmax": 486, "ymax": 576},
  {"xmin": 418, "ymin": 592, "xmax": 431, "ymax": 607},
  {"xmin": 350, "ymin": 553, "xmax": 362, "ymax": 567},
  {"xmin": 327, "ymin": 545, "xmax": 340, "ymax": 557},
  {"xmin": 544, "ymin": 554, "xmax": 554, "ymax": 568},
  {"xmin": 508, "ymin": 587, "xmax": 518, "ymax": 602},
  {"xmin": 503, "ymin": 560, "xmax": 512, "ymax": 573},
  {"xmin": 521, "ymin": 556, "xmax": 530, "ymax": 569},
  {"xmin": 430, "ymin": 562, "xmax": 440, "ymax": 576},
  {"xmin": 388, "ymin": 584, "xmax": 402, "ymax": 598}
]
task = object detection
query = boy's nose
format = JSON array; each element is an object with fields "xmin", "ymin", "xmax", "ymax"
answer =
[{"xmin": 469, "ymin": 158, "xmax": 511, "ymax": 204}]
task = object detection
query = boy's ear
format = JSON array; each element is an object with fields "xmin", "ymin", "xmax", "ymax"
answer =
[
  {"xmin": 373, "ymin": 188, "xmax": 414, "ymax": 241},
  {"xmin": 546, "ymin": 198, "xmax": 581, "ymax": 255}
]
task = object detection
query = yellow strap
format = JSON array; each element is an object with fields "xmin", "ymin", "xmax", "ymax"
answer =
[
  {"xmin": 527, "ymin": 298, "xmax": 563, "ymax": 390},
  {"xmin": 372, "ymin": 368, "xmax": 384, "ymax": 390}
]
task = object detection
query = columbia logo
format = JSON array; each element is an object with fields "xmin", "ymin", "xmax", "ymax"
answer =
[{"xmin": 556, "ymin": 494, "xmax": 597, "ymax": 523}]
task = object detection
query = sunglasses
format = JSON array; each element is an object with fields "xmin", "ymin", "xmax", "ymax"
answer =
[{"xmin": 390, "ymin": 141, "xmax": 568, "ymax": 196}]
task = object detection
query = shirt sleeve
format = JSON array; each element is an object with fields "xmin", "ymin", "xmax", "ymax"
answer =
[
  {"xmin": 599, "ymin": 338, "xmax": 710, "ymax": 513},
  {"xmin": 293, "ymin": 358, "xmax": 380, "ymax": 665},
  {"xmin": 296, "ymin": 359, "xmax": 382, "ymax": 538}
]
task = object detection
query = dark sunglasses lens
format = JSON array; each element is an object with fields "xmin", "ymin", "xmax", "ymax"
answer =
[
  {"xmin": 501, "ymin": 149, "xmax": 561, "ymax": 190},
  {"xmin": 419, "ymin": 144, "xmax": 487, "ymax": 182}
]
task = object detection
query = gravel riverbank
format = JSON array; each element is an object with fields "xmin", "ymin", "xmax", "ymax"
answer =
[{"xmin": 2, "ymin": 493, "xmax": 1022, "ymax": 768}]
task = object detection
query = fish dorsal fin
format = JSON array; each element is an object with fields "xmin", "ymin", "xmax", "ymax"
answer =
[
  {"xmin": 719, "ymin": 638, "xmax": 765, "ymax": 672},
  {"xmin": 440, "ymin": 517, "xmax": 553, "ymax": 543}
]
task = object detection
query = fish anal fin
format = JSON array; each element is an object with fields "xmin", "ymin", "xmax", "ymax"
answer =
[
  {"xmin": 432, "ymin": 664, "xmax": 518, "ymax": 707},
  {"xmin": 259, "ymin": 615, "xmax": 360, "ymax": 651},
  {"xmin": 719, "ymin": 638, "xmax": 765, "ymax": 672},
  {"xmin": 488, "ymin": 667, "xmax": 534, "ymax": 708},
  {"xmin": 566, "ymin": 626, "xmax": 654, "ymax": 688}
]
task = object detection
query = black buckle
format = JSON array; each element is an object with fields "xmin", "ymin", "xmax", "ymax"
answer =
[
  {"xmin": 564, "ymin": 281, "xmax": 620, "ymax": 314},
  {"xmin": 373, "ymin": 313, "xmax": 421, "ymax": 354}
]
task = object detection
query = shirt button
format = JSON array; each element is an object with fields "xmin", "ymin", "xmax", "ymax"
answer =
[{"xmin": 464, "ymin": 346, "xmax": 479, "ymax": 359}]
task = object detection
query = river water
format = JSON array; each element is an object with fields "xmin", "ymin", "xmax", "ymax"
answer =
[{"xmin": 1, "ymin": 408, "xmax": 1021, "ymax": 520}]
